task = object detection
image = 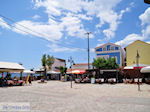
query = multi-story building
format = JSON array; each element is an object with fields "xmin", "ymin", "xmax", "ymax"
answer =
[
  {"xmin": 51, "ymin": 58, "xmax": 66, "ymax": 71},
  {"xmin": 72, "ymin": 63, "xmax": 93, "ymax": 70},
  {"xmin": 95, "ymin": 43, "xmax": 125, "ymax": 67},
  {"xmin": 125, "ymin": 40, "xmax": 150, "ymax": 66}
]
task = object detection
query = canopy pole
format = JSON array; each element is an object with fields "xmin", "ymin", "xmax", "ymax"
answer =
[{"xmin": 2, "ymin": 72, "xmax": 4, "ymax": 78}]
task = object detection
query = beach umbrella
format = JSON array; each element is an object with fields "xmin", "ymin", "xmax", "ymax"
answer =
[
  {"xmin": 72, "ymin": 70, "xmax": 86, "ymax": 74},
  {"xmin": 124, "ymin": 64, "xmax": 147, "ymax": 70},
  {"xmin": 23, "ymin": 70, "xmax": 35, "ymax": 74},
  {"xmin": 140, "ymin": 66, "xmax": 150, "ymax": 73},
  {"xmin": 47, "ymin": 70, "xmax": 60, "ymax": 74}
]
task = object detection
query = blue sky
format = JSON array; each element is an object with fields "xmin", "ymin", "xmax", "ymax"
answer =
[{"xmin": 0, "ymin": 0, "xmax": 150, "ymax": 69}]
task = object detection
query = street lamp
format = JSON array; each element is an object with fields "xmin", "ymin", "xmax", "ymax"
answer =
[
  {"xmin": 136, "ymin": 50, "xmax": 140, "ymax": 91},
  {"xmin": 68, "ymin": 56, "xmax": 75, "ymax": 88},
  {"xmin": 85, "ymin": 32, "xmax": 92, "ymax": 70}
]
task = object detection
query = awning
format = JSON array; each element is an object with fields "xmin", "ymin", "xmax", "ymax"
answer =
[
  {"xmin": 140, "ymin": 66, "xmax": 150, "ymax": 73},
  {"xmin": 72, "ymin": 70, "xmax": 86, "ymax": 74},
  {"xmin": 34, "ymin": 68, "xmax": 44, "ymax": 73},
  {"xmin": 47, "ymin": 70, "xmax": 60, "ymax": 74},
  {"xmin": 124, "ymin": 64, "xmax": 147, "ymax": 70},
  {"xmin": 0, "ymin": 61, "xmax": 25, "ymax": 72},
  {"xmin": 23, "ymin": 70, "xmax": 35, "ymax": 74}
]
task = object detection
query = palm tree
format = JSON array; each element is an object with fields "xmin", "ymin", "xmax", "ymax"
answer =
[
  {"xmin": 59, "ymin": 66, "xmax": 67, "ymax": 76},
  {"xmin": 47, "ymin": 55, "xmax": 54, "ymax": 70},
  {"xmin": 41, "ymin": 54, "xmax": 54, "ymax": 79}
]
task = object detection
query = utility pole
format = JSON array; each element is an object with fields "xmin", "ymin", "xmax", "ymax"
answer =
[
  {"xmin": 68, "ymin": 56, "xmax": 74, "ymax": 88},
  {"xmin": 136, "ymin": 50, "xmax": 140, "ymax": 91},
  {"xmin": 85, "ymin": 32, "xmax": 92, "ymax": 70}
]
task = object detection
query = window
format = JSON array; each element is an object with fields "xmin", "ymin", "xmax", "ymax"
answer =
[
  {"xmin": 96, "ymin": 48, "xmax": 102, "ymax": 52},
  {"xmin": 115, "ymin": 47, "xmax": 119, "ymax": 50},
  {"xmin": 103, "ymin": 47, "xmax": 106, "ymax": 51},
  {"xmin": 107, "ymin": 45, "xmax": 111, "ymax": 51},
  {"xmin": 98, "ymin": 55, "xmax": 109, "ymax": 59},
  {"xmin": 110, "ymin": 46, "xmax": 114, "ymax": 50}
]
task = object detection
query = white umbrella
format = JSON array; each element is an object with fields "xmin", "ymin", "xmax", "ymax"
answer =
[
  {"xmin": 47, "ymin": 70, "xmax": 60, "ymax": 74},
  {"xmin": 141, "ymin": 66, "xmax": 150, "ymax": 73},
  {"xmin": 124, "ymin": 64, "xmax": 148, "ymax": 70},
  {"xmin": 23, "ymin": 70, "xmax": 35, "ymax": 74}
]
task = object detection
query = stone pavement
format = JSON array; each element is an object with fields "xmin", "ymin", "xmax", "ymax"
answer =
[{"xmin": 0, "ymin": 81, "xmax": 150, "ymax": 112}]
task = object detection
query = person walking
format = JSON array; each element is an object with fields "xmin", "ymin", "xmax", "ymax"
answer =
[{"xmin": 28, "ymin": 76, "xmax": 32, "ymax": 85}]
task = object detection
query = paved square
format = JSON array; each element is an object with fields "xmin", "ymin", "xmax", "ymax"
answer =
[{"xmin": 0, "ymin": 81, "xmax": 150, "ymax": 112}]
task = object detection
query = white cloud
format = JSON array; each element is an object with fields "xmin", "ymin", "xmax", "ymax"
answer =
[
  {"xmin": 90, "ymin": 48, "xmax": 95, "ymax": 53},
  {"xmin": 139, "ymin": 7, "xmax": 150, "ymax": 26},
  {"xmin": 115, "ymin": 34, "xmax": 143, "ymax": 47},
  {"xmin": 32, "ymin": 15, "xmax": 41, "ymax": 19},
  {"xmin": 60, "ymin": 14, "xmax": 87, "ymax": 38},
  {"xmin": 13, "ymin": 20, "xmax": 62, "ymax": 42},
  {"xmin": 115, "ymin": 7, "xmax": 150, "ymax": 47},
  {"xmin": 34, "ymin": 0, "xmax": 61, "ymax": 16},
  {"xmin": 48, "ymin": 44, "xmax": 85, "ymax": 52},
  {"xmin": 100, "ymin": 4, "xmax": 132, "ymax": 39},
  {"xmin": 84, "ymin": 0, "xmax": 132, "ymax": 39},
  {"xmin": 142, "ymin": 25, "xmax": 150, "ymax": 38},
  {"xmin": 139, "ymin": 8, "xmax": 150, "ymax": 39},
  {"xmin": 77, "ymin": 14, "xmax": 92, "ymax": 20},
  {"xmin": 147, "ymin": 41, "xmax": 150, "ymax": 44},
  {"xmin": 0, "ymin": 18, "xmax": 11, "ymax": 29},
  {"xmin": 32, "ymin": 0, "xmax": 133, "ymax": 40},
  {"xmin": 0, "ymin": 0, "xmax": 134, "ymax": 48}
]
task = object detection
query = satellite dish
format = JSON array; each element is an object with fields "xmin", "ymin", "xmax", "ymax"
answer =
[{"xmin": 144, "ymin": 0, "xmax": 150, "ymax": 4}]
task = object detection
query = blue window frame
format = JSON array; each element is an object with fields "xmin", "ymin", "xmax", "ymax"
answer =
[
  {"xmin": 96, "ymin": 48, "xmax": 103, "ymax": 52},
  {"xmin": 115, "ymin": 47, "xmax": 119, "ymax": 50},
  {"xmin": 107, "ymin": 45, "xmax": 111, "ymax": 51}
]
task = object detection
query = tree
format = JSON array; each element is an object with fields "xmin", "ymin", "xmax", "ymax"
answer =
[
  {"xmin": 93, "ymin": 57, "xmax": 119, "ymax": 69},
  {"xmin": 41, "ymin": 54, "xmax": 54, "ymax": 79},
  {"xmin": 93, "ymin": 58, "xmax": 106, "ymax": 69},
  {"xmin": 58, "ymin": 66, "xmax": 67, "ymax": 76},
  {"xmin": 47, "ymin": 55, "xmax": 55, "ymax": 70}
]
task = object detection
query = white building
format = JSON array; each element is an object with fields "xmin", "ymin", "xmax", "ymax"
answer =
[
  {"xmin": 51, "ymin": 58, "xmax": 66, "ymax": 71},
  {"xmin": 72, "ymin": 63, "xmax": 93, "ymax": 70}
]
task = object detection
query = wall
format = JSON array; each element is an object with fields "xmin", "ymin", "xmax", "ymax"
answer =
[
  {"xmin": 126, "ymin": 40, "xmax": 150, "ymax": 66},
  {"xmin": 95, "ymin": 43, "xmax": 124, "ymax": 66},
  {"xmin": 72, "ymin": 64, "xmax": 93, "ymax": 70},
  {"xmin": 97, "ymin": 52, "xmax": 121, "ymax": 65},
  {"xmin": 51, "ymin": 58, "xmax": 66, "ymax": 71}
]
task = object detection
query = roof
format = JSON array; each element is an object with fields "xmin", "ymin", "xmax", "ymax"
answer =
[
  {"xmin": 47, "ymin": 70, "xmax": 60, "ymax": 74},
  {"xmin": 73, "ymin": 63, "xmax": 92, "ymax": 66},
  {"xmin": 55, "ymin": 58, "xmax": 66, "ymax": 62},
  {"xmin": 0, "ymin": 61, "xmax": 25, "ymax": 72},
  {"xmin": 95, "ymin": 42, "xmax": 121, "ymax": 49},
  {"xmin": 67, "ymin": 69, "xmax": 86, "ymax": 74},
  {"xmin": 125, "ymin": 40, "xmax": 150, "ymax": 48}
]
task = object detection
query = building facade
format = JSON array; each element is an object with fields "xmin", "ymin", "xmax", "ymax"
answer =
[
  {"xmin": 72, "ymin": 63, "xmax": 93, "ymax": 70},
  {"xmin": 95, "ymin": 43, "xmax": 125, "ymax": 67},
  {"xmin": 51, "ymin": 58, "xmax": 66, "ymax": 71},
  {"xmin": 125, "ymin": 40, "xmax": 150, "ymax": 66}
]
